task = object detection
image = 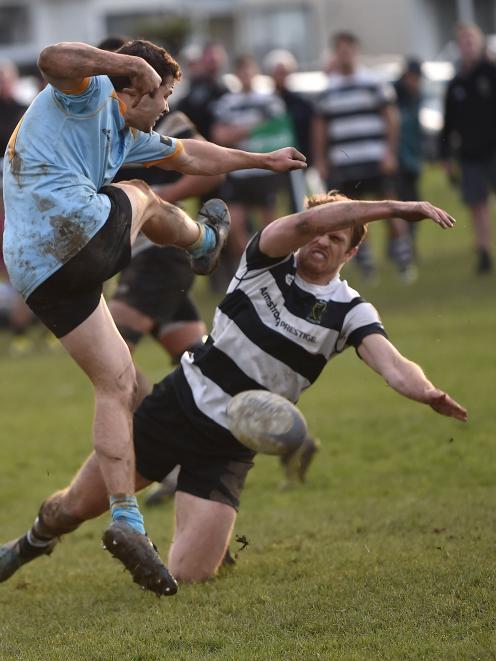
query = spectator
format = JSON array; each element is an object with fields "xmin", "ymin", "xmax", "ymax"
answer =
[
  {"xmin": 394, "ymin": 58, "xmax": 423, "ymax": 259},
  {"xmin": 264, "ymin": 48, "xmax": 315, "ymax": 213},
  {"xmin": 440, "ymin": 23, "xmax": 496, "ymax": 274},
  {"xmin": 0, "ymin": 61, "xmax": 27, "ymax": 155},
  {"xmin": 211, "ymin": 54, "xmax": 291, "ymax": 274},
  {"xmin": 0, "ymin": 66, "xmax": 33, "ymax": 352},
  {"xmin": 176, "ymin": 42, "xmax": 229, "ymax": 141},
  {"xmin": 395, "ymin": 59, "xmax": 423, "ymax": 201},
  {"xmin": 313, "ymin": 32, "xmax": 415, "ymax": 281},
  {"xmin": 0, "ymin": 209, "xmax": 34, "ymax": 354},
  {"xmin": 264, "ymin": 49, "xmax": 314, "ymax": 163}
]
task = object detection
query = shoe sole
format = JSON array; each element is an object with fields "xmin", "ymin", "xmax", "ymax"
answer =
[
  {"xmin": 102, "ymin": 522, "xmax": 177, "ymax": 597},
  {"xmin": 191, "ymin": 199, "xmax": 231, "ymax": 276}
]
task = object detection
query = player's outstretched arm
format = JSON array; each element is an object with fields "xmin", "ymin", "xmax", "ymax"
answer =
[
  {"xmin": 259, "ymin": 199, "xmax": 456, "ymax": 258},
  {"xmin": 153, "ymin": 131, "xmax": 225, "ymax": 203},
  {"xmin": 161, "ymin": 139, "xmax": 307, "ymax": 176},
  {"xmin": 38, "ymin": 42, "xmax": 160, "ymax": 104},
  {"xmin": 357, "ymin": 334, "xmax": 468, "ymax": 421}
]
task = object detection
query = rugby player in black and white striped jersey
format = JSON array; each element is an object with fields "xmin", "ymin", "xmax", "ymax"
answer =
[{"xmin": 0, "ymin": 192, "xmax": 467, "ymax": 588}]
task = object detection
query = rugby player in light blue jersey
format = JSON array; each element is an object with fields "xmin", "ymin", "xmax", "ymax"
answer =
[{"xmin": 1, "ymin": 39, "xmax": 307, "ymax": 595}]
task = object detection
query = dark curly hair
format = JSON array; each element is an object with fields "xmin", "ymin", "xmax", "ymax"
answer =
[{"xmin": 109, "ymin": 39, "xmax": 181, "ymax": 90}]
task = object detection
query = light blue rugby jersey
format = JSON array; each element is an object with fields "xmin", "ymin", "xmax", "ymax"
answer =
[{"xmin": 2, "ymin": 75, "xmax": 180, "ymax": 298}]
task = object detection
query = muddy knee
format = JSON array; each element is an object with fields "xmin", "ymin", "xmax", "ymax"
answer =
[{"xmin": 37, "ymin": 491, "xmax": 83, "ymax": 537}]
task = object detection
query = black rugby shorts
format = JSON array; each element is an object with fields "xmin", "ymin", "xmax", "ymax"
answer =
[{"xmin": 27, "ymin": 186, "xmax": 132, "ymax": 338}]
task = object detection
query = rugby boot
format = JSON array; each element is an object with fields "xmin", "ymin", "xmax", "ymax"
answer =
[
  {"xmin": 221, "ymin": 548, "xmax": 236, "ymax": 567},
  {"xmin": 102, "ymin": 520, "xmax": 178, "ymax": 596},
  {"xmin": 0, "ymin": 534, "xmax": 57, "ymax": 582},
  {"xmin": 190, "ymin": 198, "xmax": 231, "ymax": 275},
  {"xmin": 145, "ymin": 467, "xmax": 179, "ymax": 507},
  {"xmin": 280, "ymin": 434, "xmax": 321, "ymax": 486}
]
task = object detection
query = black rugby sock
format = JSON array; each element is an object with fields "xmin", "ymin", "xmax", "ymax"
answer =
[{"xmin": 23, "ymin": 516, "xmax": 58, "ymax": 552}]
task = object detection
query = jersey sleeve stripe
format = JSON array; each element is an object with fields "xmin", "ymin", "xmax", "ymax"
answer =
[
  {"xmin": 347, "ymin": 323, "xmax": 387, "ymax": 349},
  {"xmin": 110, "ymin": 91, "xmax": 127, "ymax": 116},
  {"xmin": 6, "ymin": 115, "xmax": 25, "ymax": 161},
  {"xmin": 59, "ymin": 77, "xmax": 91, "ymax": 95},
  {"xmin": 142, "ymin": 139, "xmax": 184, "ymax": 168}
]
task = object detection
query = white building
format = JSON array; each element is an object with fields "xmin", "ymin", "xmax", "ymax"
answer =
[{"xmin": 0, "ymin": 0, "xmax": 495, "ymax": 70}]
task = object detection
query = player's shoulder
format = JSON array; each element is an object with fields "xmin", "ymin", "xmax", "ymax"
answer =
[
  {"xmin": 50, "ymin": 74, "xmax": 112, "ymax": 112},
  {"xmin": 332, "ymin": 277, "xmax": 363, "ymax": 304},
  {"xmin": 241, "ymin": 231, "xmax": 293, "ymax": 274}
]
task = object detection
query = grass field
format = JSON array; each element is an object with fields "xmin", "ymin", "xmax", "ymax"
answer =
[{"xmin": 0, "ymin": 166, "xmax": 495, "ymax": 660}]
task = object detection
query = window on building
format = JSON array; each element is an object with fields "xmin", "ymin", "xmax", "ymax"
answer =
[
  {"xmin": 245, "ymin": 6, "xmax": 316, "ymax": 68},
  {"xmin": 0, "ymin": 5, "xmax": 31, "ymax": 45}
]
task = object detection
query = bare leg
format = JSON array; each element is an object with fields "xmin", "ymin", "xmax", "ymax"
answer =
[
  {"xmin": 0, "ymin": 453, "xmax": 152, "ymax": 583},
  {"xmin": 40, "ymin": 453, "xmax": 152, "ymax": 536},
  {"xmin": 470, "ymin": 201, "xmax": 492, "ymax": 252},
  {"xmin": 60, "ymin": 297, "xmax": 139, "ymax": 496},
  {"xmin": 10, "ymin": 292, "xmax": 33, "ymax": 331},
  {"xmin": 158, "ymin": 320, "xmax": 206, "ymax": 362},
  {"xmin": 112, "ymin": 180, "xmax": 201, "ymax": 248},
  {"xmin": 387, "ymin": 217, "xmax": 416, "ymax": 279},
  {"xmin": 227, "ymin": 203, "xmax": 251, "ymax": 262},
  {"xmin": 168, "ymin": 491, "xmax": 236, "ymax": 582},
  {"xmin": 107, "ymin": 298, "xmax": 154, "ymax": 406}
]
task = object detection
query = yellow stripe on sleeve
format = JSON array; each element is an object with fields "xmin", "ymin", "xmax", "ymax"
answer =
[
  {"xmin": 59, "ymin": 77, "xmax": 91, "ymax": 95},
  {"xmin": 7, "ymin": 116, "xmax": 25, "ymax": 161},
  {"xmin": 110, "ymin": 91, "xmax": 127, "ymax": 116},
  {"xmin": 142, "ymin": 139, "xmax": 184, "ymax": 168}
]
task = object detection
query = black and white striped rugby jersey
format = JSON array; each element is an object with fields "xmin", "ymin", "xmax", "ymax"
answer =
[
  {"xmin": 173, "ymin": 232, "xmax": 387, "ymax": 435},
  {"xmin": 315, "ymin": 68, "xmax": 396, "ymax": 173}
]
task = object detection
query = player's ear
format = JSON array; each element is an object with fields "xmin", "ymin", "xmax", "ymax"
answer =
[{"xmin": 344, "ymin": 245, "xmax": 358, "ymax": 262}]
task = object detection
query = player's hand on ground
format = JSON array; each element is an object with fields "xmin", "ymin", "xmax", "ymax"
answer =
[
  {"xmin": 425, "ymin": 388, "xmax": 468, "ymax": 421},
  {"xmin": 266, "ymin": 147, "xmax": 307, "ymax": 172},
  {"xmin": 123, "ymin": 60, "xmax": 162, "ymax": 108},
  {"xmin": 397, "ymin": 201, "xmax": 456, "ymax": 229}
]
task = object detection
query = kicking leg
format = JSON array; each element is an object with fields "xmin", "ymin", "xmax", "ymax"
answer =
[
  {"xmin": 112, "ymin": 180, "xmax": 230, "ymax": 274},
  {"xmin": 168, "ymin": 491, "xmax": 236, "ymax": 582}
]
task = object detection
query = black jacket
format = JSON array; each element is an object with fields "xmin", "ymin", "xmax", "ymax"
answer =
[{"xmin": 440, "ymin": 58, "xmax": 496, "ymax": 160}]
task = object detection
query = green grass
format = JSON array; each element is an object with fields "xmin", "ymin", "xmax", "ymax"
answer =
[{"xmin": 1, "ymin": 166, "xmax": 495, "ymax": 660}]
